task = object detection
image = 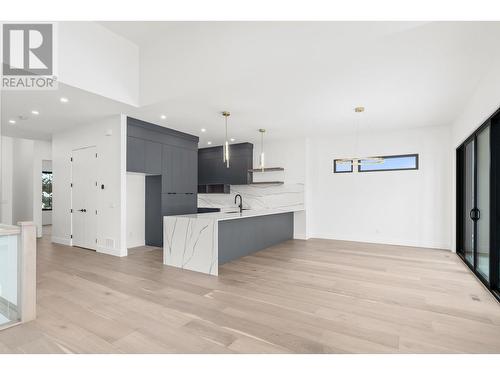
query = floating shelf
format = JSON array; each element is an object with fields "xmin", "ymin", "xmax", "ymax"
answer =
[
  {"xmin": 249, "ymin": 181, "xmax": 284, "ymax": 185},
  {"xmin": 248, "ymin": 167, "xmax": 284, "ymax": 172}
]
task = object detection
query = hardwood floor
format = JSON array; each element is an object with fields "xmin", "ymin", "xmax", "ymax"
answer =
[{"xmin": 1, "ymin": 229, "xmax": 500, "ymax": 353}]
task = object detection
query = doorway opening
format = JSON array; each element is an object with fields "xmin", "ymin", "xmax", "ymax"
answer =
[{"xmin": 41, "ymin": 160, "xmax": 53, "ymax": 238}]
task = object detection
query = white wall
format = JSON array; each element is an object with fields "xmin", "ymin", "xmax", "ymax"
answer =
[
  {"xmin": 58, "ymin": 22, "xmax": 139, "ymax": 106},
  {"xmin": 450, "ymin": 47, "xmax": 500, "ymax": 252},
  {"xmin": 451, "ymin": 47, "xmax": 500, "ymax": 148},
  {"xmin": 52, "ymin": 114, "xmax": 127, "ymax": 256},
  {"xmin": 252, "ymin": 138, "xmax": 306, "ymax": 185},
  {"xmin": 1, "ymin": 136, "xmax": 13, "ymax": 225},
  {"xmin": 11, "ymin": 138, "xmax": 34, "ymax": 226},
  {"xmin": 0, "ymin": 234, "xmax": 18, "ymax": 306},
  {"xmin": 126, "ymin": 173, "xmax": 145, "ymax": 248},
  {"xmin": 307, "ymin": 126, "xmax": 452, "ymax": 249}
]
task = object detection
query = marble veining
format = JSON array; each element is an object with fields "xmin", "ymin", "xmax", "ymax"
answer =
[
  {"xmin": 165, "ymin": 183, "xmax": 304, "ymax": 276},
  {"xmin": 163, "ymin": 216, "xmax": 218, "ymax": 276},
  {"xmin": 198, "ymin": 183, "xmax": 304, "ymax": 212}
]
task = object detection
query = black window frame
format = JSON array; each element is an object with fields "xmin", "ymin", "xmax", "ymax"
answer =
[
  {"xmin": 456, "ymin": 105, "xmax": 500, "ymax": 304},
  {"xmin": 42, "ymin": 170, "xmax": 53, "ymax": 211},
  {"xmin": 333, "ymin": 159, "xmax": 353, "ymax": 173},
  {"xmin": 357, "ymin": 153, "xmax": 419, "ymax": 173}
]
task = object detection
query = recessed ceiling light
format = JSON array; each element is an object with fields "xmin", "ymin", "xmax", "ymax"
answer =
[
  {"xmin": 160, "ymin": 114, "xmax": 166, "ymax": 120},
  {"xmin": 8, "ymin": 119, "xmax": 16, "ymax": 124},
  {"xmin": 207, "ymin": 141, "xmax": 212, "ymax": 145},
  {"xmin": 31, "ymin": 110, "xmax": 39, "ymax": 115},
  {"xmin": 201, "ymin": 128, "xmax": 206, "ymax": 132},
  {"xmin": 230, "ymin": 138, "xmax": 235, "ymax": 142},
  {"xmin": 60, "ymin": 97, "xmax": 69, "ymax": 103}
]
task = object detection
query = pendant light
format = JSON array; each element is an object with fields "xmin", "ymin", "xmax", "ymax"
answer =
[
  {"xmin": 222, "ymin": 111, "xmax": 230, "ymax": 168},
  {"xmin": 259, "ymin": 128, "xmax": 266, "ymax": 171},
  {"xmin": 336, "ymin": 107, "xmax": 383, "ymax": 168}
]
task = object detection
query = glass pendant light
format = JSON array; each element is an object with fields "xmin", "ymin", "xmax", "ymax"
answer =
[
  {"xmin": 259, "ymin": 128, "xmax": 266, "ymax": 171},
  {"xmin": 336, "ymin": 107, "xmax": 383, "ymax": 168},
  {"xmin": 222, "ymin": 111, "xmax": 230, "ymax": 168}
]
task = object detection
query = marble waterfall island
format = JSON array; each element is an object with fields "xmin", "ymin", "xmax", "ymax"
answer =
[{"xmin": 163, "ymin": 208, "xmax": 302, "ymax": 275}]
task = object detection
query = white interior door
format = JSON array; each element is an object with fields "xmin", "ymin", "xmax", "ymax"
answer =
[{"xmin": 71, "ymin": 146, "xmax": 98, "ymax": 250}]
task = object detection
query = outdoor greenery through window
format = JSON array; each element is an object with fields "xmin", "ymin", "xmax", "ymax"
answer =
[{"xmin": 42, "ymin": 171, "xmax": 53, "ymax": 210}]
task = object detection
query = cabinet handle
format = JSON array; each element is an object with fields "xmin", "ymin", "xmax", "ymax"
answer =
[
  {"xmin": 185, "ymin": 192, "xmax": 194, "ymax": 195},
  {"xmin": 167, "ymin": 192, "xmax": 177, "ymax": 195}
]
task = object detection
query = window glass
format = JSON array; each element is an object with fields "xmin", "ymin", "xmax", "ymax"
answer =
[
  {"xmin": 42, "ymin": 171, "xmax": 53, "ymax": 210},
  {"xmin": 358, "ymin": 154, "xmax": 418, "ymax": 172},
  {"xmin": 334, "ymin": 160, "xmax": 353, "ymax": 173}
]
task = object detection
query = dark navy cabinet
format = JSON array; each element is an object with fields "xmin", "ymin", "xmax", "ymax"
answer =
[
  {"xmin": 126, "ymin": 117, "xmax": 199, "ymax": 246},
  {"xmin": 144, "ymin": 140, "xmax": 162, "ymax": 174},
  {"xmin": 162, "ymin": 144, "xmax": 198, "ymax": 194},
  {"xmin": 127, "ymin": 136, "xmax": 146, "ymax": 173},
  {"xmin": 198, "ymin": 142, "xmax": 253, "ymax": 189},
  {"xmin": 127, "ymin": 138, "xmax": 164, "ymax": 175},
  {"xmin": 161, "ymin": 193, "xmax": 197, "ymax": 216}
]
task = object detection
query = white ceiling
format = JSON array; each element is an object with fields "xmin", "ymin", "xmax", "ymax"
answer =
[
  {"xmin": 1, "ymin": 83, "xmax": 134, "ymax": 141},
  {"xmin": 3, "ymin": 21, "xmax": 500, "ymax": 146}
]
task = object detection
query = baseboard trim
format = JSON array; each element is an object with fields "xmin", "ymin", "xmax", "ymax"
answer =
[
  {"xmin": 51, "ymin": 236, "xmax": 71, "ymax": 246},
  {"xmin": 127, "ymin": 241, "xmax": 146, "ymax": 249},
  {"xmin": 309, "ymin": 233, "xmax": 451, "ymax": 251},
  {"xmin": 97, "ymin": 246, "xmax": 128, "ymax": 257},
  {"xmin": 293, "ymin": 234, "xmax": 310, "ymax": 240}
]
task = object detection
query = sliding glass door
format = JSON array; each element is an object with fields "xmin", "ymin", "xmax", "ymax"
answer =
[
  {"xmin": 476, "ymin": 126, "xmax": 490, "ymax": 280},
  {"xmin": 457, "ymin": 118, "xmax": 498, "ymax": 298},
  {"xmin": 462, "ymin": 138, "xmax": 475, "ymax": 267}
]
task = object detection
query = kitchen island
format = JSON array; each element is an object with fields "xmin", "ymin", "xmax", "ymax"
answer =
[{"xmin": 163, "ymin": 208, "xmax": 303, "ymax": 275}]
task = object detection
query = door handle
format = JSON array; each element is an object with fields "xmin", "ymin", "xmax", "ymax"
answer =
[{"xmin": 469, "ymin": 208, "xmax": 480, "ymax": 221}]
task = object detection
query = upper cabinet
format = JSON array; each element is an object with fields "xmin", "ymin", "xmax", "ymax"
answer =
[
  {"xmin": 144, "ymin": 140, "xmax": 162, "ymax": 174},
  {"xmin": 198, "ymin": 143, "xmax": 253, "ymax": 187},
  {"xmin": 128, "ymin": 136, "xmax": 163, "ymax": 175},
  {"xmin": 127, "ymin": 136, "xmax": 145, "ymax": 173},
  {"xmin": 162, "ymin": 144, "xmax": 197, "ymax": 194},
  {"xmin": 126, "ymin": 116, "xmax": 199, "ymax": 209},
  {"xmin": 127, "ymin": 117, "xmax": 198, "ymax": 177}
]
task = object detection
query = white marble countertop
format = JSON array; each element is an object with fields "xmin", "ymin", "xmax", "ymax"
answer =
[
  {"xmin": 167, "ymin": 207, "xmax": 304, "ymax": 222},
  {"xmin": 0, "ymin": 224, "xmax": 21, "ymax": 236}
]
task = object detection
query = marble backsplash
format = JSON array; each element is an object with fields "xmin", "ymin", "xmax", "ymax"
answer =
[{"xmin": 198, "ymin": 183, "xmax": 304, "ymax": 212}]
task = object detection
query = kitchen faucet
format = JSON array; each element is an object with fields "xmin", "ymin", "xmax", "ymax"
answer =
[{"xmin": 234, "ymin": 194, "xmax": 243, "ymax": 213}]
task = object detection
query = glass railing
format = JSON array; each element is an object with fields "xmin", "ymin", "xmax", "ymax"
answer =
[{"xmin": 0, "ymin": 224, "xmax": 21, "ymax": 329}]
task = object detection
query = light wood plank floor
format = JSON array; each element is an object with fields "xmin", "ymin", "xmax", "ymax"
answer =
[{"xmin": 1, "ymin": 230, "xmax": 500, "ymax": 353}]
